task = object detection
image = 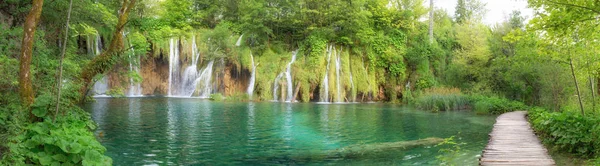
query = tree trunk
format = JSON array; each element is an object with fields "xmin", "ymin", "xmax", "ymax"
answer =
[
  {"xmin": 78, "ymin": 0, "xmax": 136, "ymax": 102},
  {"xmin": 54, "ymin": 0, "xmax": 73, "ymax": 123},
  {"xmin": 597, "ymin": 77, "xmax": 600, "ymax": 99},
  {"xmin": 569, "ymin": 57, "xmax": 584, "ymax": 116},
  {"xmin": 590, "ymin": 76, "xmax": 596, "ymax": 113},
  {"xmin": 19, "ymin": 0, "xmax": 44, "ymax": 111},
  {"xmin": 292, "ymin": 82, "xmax": 301, "ymax": 102}
]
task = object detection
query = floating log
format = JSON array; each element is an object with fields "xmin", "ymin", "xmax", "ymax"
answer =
[{"xmin": 246, "ymin": 137, "xmax": 443, "ymax": 163}]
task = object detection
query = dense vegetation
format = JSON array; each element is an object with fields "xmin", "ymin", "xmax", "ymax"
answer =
[{"xmin": 0, "ymin": 0, "xmax": 599, "ymax": 164}]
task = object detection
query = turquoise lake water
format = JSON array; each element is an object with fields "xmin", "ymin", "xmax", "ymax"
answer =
[{"xmin": 83, "ymin": 98, "xmax": 495, "ymax": 165}]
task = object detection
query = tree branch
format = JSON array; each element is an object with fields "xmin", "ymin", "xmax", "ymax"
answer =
[{"xmin": 546, "ymin": 0, "xmax": 600, "ymax": 15}]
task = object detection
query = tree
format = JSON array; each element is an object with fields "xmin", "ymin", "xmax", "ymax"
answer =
[
  {"xmin": 454, "ymin": 0, "xmax": 485, "ymax": 23},
  {"xmin": 452, "ymin": 20, "xmax": 491, "ymax": 87},
  {"xmin": 528, "ymin": 0, "xmax": 600, "ymax": 115},
  {"xmin": 19, "ymin": 0, "xmax": 44, "ymax": 113},
  {"xmin": 78, "ymin": 0, "xmax": 137, "ymax": 102},
  {"xmin": 54, "ymin": 0, "xmax": 74, "ymax": 123}
]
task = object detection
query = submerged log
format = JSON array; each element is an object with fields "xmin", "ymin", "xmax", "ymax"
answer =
[{"xmin": 247, "ymin": 137, "xmax": 444, "ymax": 163}]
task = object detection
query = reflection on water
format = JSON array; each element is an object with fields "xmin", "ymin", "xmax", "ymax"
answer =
[{"xmin": 83, "ymin": 98, "xmax": 496, "ymax": 165}]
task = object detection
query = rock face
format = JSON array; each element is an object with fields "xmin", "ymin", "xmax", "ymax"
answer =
[
  {"xmin": 222, "ymin": 63, "xmax": 250, "ymax": 96},
  {"xmin": 140, "ymin": 54, "xmax": 169, "ymax": 95}
]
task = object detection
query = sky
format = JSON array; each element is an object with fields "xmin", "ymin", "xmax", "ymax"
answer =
[{"xmin": 433, "ymin": 0, "xmax": 534, "ymax": 25}]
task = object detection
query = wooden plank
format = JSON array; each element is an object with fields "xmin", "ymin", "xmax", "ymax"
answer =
[{"xmin": 480, "ymin": 111, "xmax": 555, "ymax": 166}]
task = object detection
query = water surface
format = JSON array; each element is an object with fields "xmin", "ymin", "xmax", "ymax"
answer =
[{"xmin": 83, "ymin": 98, "xmax": 495, "ymax": 165}]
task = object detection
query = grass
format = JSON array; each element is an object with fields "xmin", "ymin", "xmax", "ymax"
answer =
[
  {"xmin": 469, "ymin": 95, "xmax": 528, "ymax": 115},
  {"xmin": 414, "ymin": 87, "xmax": 468, "ymax": 112}
]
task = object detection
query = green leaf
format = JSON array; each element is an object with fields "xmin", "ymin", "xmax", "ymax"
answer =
[
  {"xmin": 68, "ymin": 142, "xmax": 83, "ymax": 154},
  {"xmin": 37, "ymin": 152, "xmax": 53, "ymax": 165},
  {"xmin": 32, "ymin": 107, "xmax": 48, "ymax": 118},
  {"xmin": 68, "ymin": 153, "xmax": 82, "ymax": 163},
  {"xmin": 52, "ymin": 154, "xmax": 68, "ymax": 162},
  {"xmin": 83, "ymin": 150, "xmax": 102, "ymax": 166}
]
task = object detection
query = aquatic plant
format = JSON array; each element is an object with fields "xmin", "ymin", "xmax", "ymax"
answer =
[{"xmin": 414, "ymin": 87, "xmax": 468, "ymax": 112}]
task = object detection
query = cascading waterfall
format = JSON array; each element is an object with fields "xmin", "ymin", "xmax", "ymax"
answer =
[
  {"xmin": 320, "ymin": 45, "xmax": 333, "ymax": 102},
  {"xmin": 320, "ymin": 45, "xmax": 350, "ymax": 103},
  {"xmin": 193, "ymin": 60, "xmax": 214, "ymax": 98},
  {"xmin": 247, "ymin": 53, "xmax": 256, "ymax": 98},
  {"xmin": 168, "ymin": 38, "xmax": 179, "ymax": 96},
  {"xmin": 168, "ymin": 36, "xmax": 215, "ymax": 98},
  {"xmin": 272, "ymin": 51, "xmax": 298, "ymax": 102},
  {"xmin": 273, "ymin": 73, "xmax": 284, "ymax": 101},
  {"xmin": 125, "ymin": 32, "xmax": 143, "ymax": 97},
  {"xmin": 335, "ymin": 47, "xmax": 342, "ymax": 102},
  {"xmin": 349, "ymin": 67, "xmax": 355, "ymax": 102},
  {"xmin": 284, "ymin": 50, "xmax": 298, "ymax": 101},
  {"xmin": 179, "ymin": 36, "xmax": 203, "ymax": 97},
  {"xmin": 236, "ymin": 34, "xmax": 244, "ymax": 46},
  {"xmin": 92, "ymin": 35, "xmax": 109, "ymax": 96}
]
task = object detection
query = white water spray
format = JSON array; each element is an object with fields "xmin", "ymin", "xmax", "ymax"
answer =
[
  {"xmin": 335, "ymin": 48, "xmax": 342, "ymax": 102},
  {"xmin": 321, "ymin": 45, "xmax": 333, "ymax": 102},
  {"xmin": 247, "ymin": 53, "xmax": 256, "ymax": 98},
  {"xmin": 284, "ymin": 50, "xmax": 298, "ymax": 101},
  {"xmin": 92, "ymin": 34, "xmax": 108, "ymax": 96},
  {"xmin": 168, "ymin": 38, "xmax": 179, "ymax": 96},
  {"xmin": 273, "ymin": 73, "xmax": 284, "ymax": 101}
]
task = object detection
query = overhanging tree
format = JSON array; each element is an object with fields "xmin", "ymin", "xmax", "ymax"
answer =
[{"xmin": 78, "ymin": 0, "xmax": 137, "ymax": 102}]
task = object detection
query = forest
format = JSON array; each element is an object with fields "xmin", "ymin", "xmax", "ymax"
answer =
[{"xmin": 0, "ymin": 0, "xmax": 599, "ymax": 165}]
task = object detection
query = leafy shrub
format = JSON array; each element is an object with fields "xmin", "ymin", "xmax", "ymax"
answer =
[
  {"xmin": 106, "ymin": 87, "xmax": 124, "ymax": 97},
  {"xmin": 414, "ymin": 87, "xmax": 468, "ymax": 112},
  {"xmin": 3, "ymin": 94, "xmax": 112, "ymax": 165},
  {"xmin": 529, "ymin": 108, "xmax": 600, "ymax": 158},
  {"xmin": 225, "ymin": 92, "xmax": 250, "ymax": 102},
  {"xmin": 209, "ymin": 93, "xmax": 224, "ymax": 101},
  {"xmin": 470, "ymin": 95, "xmax": 527, "ymax": 114}
]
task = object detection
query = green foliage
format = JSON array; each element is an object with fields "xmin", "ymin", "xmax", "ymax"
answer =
[
  {"xmin": 209, "ymin": 93, "xmax": 225, "ymax": 101},
  {"xmin": 1, "ymin": 93, "xmax": 111, "ymax": 165},
  {"xmin": 224, "ymin": 92, "xmax": 250, "ymax": 102},
  {"xmin": 529, "ymin": 108, "xmax": 600, "ymax": 158},
  {"xmin": 469, "ymin": 95, "xmax": 528, "ymax": 115},
  {"xmin": 414, "ymin": 87, "xmax": 468, "ymax": 112},
  {"xmin": 106, "ymin": 87, "xmax": 125, "ymax": 98},
  {"xmin": 436, "ymin": 135, "xmax": 465, "ymax": 166}
]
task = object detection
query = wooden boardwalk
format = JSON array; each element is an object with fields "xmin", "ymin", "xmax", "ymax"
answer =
[{"xmin": 480, "ymin": 111, "xmax": 555, "ymax": 166}]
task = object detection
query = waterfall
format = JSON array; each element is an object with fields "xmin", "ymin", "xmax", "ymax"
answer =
[
  {"xmin": 349, "ymin": 67, "xmax": 355, "ymax": 102},
  {"xmin": 236, "ymin": 34, "xmax": 244, "ymax": 46},
  {"xmin": 335, "ymin": 48, "xmax": 342, "ymax": 102},
  {"xmin": 272, "ymin": 51, "xmax": 298, "ymax": 102},
  {"xmin": 284, "ymin": 50, "xmax": 298, "ymax": 101},
  {"xmin": 168, "ymin": 38, "xmax": 179, "ymax": 96},
  {"xmin": 125, "ymin": 32, "xmax": 143, "ymax": 97},
  {"xmin": 247, "ymin": 53, "xmax": 256, "ymax": 98},
  {"xmin": 320, "ymin": 45, "xmax": 333, "ymax": 102},
  {"xmin": 194, "ymin": 60, "xmax": 214, "ymax": 98},
  {"xmin": 180, "ymin": 36, "xmax": 203, "ymax": 97},
  {"xmin": 273, "ymin": 73, "xmax": 284, "ymax": 101},
  {"xmin": 92, "ymin": 34, "xmax": 109, "ymax": 96},
  {"xmin": 95, "ymin": 35, "xmax": 101, "ymax": 56},
  {"xmin": 167, "ymin": 36, "xmax": 215, "ymax": 98}
]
